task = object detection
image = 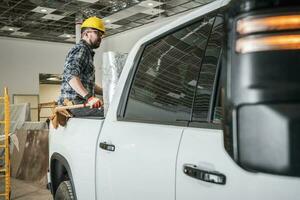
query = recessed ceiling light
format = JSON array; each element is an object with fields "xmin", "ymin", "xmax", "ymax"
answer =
[
  {"xmin": 40, "ymin": 8, "xmax": 48, "ymax": 13},
  {"xmin": 105, "ymin": 19, "xmax": 111, "ymax": 23},
  {"xmin": 8, "ymin": 28, "xmax": 14, "ymax": 31},
  {"xmin": 147, "ymin": 3, "xmax": 153, "ymax": 6}
]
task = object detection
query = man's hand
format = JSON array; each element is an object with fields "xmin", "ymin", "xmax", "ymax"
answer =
[{"xmin": 85, "ymin": 97, "xmax": 102, "ymax": 108}]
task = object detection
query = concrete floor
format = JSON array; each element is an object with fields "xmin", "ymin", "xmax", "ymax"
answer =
[{"xmin": 1, "ymin": 178, "xmax": 52, "ymax": 200}]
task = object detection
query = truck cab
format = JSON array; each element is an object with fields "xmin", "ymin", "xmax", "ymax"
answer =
[{"xmin": 49, "ymin": 0, "xmax": 300, "ymax": 199}]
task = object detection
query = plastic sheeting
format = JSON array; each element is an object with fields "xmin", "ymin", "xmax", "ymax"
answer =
[
  {"xmin": 0, "ymin": 103, "xmax": 31, "ymax": 138},
  {"xmin": 0, "ymin": 103, "xmax": 48, "ymax": 179},
  {"xmin": 102, "ymin": 51, "xmax": 127, "ymax": 115},
  {"xmin": 0, "ymin": 103, "xmax": 31, "ymax": 167},
  {"xmin": 11, "ymin": 128, "xmax": 49, "ymax": 187}
]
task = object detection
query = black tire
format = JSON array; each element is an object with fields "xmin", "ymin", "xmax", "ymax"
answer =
[{"xmin": 55, "ymin": 181, "xmax": 75, "ymax": 200}]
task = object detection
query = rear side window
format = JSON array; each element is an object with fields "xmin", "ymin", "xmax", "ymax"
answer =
[{"xmin": 123, "ymin": 16, "xmax": 216, "ymax": 125}]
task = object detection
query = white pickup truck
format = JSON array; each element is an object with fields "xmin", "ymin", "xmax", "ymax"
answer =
[{"xmin": 49, "ymin": 0, "xmax": 300, "ymax": 199}]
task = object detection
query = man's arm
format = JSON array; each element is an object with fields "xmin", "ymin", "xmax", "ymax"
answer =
[
  {"xmin": 94, "ymin": 84, "xmax": 103, "ymax": 96},
  {"xmin": 68, "ymin": 76, "xmax": 89, "ymax": 98}
]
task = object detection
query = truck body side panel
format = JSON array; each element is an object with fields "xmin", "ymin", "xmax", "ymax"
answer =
[{"xmin": 49, "ymin": 118, "xmax": 104, "ymax": 200}]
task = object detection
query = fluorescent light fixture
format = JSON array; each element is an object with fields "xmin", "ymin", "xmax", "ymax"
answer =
[
  {"xmin": 10, "ymin": 31, "xmax": 30, "ymax": 37},
  {"xmin": 105, "ymin": 19, "xmax": 111, "ymax": 23},
  {"xmin": 59, "ymin": 33, "xmax": 75, "ymax": 38},
  {"xmin": 0, "ymin": 26, "xmax": 21, "ymax": 31},
  {"xmin": 188, "ymin": 80, "xmax": 197, "ymax": 87},
  {"xmin": 139, "ymin": 0, "xmax": 164, "ymax": 8},
  {"xmin": 32, "ymin": 6, "xmax": 56, "ymax": 14},
  {"xmin": 47, "ymin": 77, "xmax": 61, "ymax": 81},
  {"xmin": 188, "ymin": 80, "xmax": 204, "ymax": 89},
  {"xmin": 76, "ymin": 0, "xmax": 99, "ymax": 3},
  {"xmin": 146, "ymin": 68, "xmax": 157, "ymax": 77},
  {"xmin": 167, "ymin": 92, "xmax": 185, "ymax": 99}
]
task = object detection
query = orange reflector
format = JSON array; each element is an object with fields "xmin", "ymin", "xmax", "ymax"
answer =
[
  {"xmin": 236, "ymin": 34, "xmax": 300, "ymax": 53},
  {"xmin": 237, "ymin": 15, "xmax": 300, "ymax": 35}
]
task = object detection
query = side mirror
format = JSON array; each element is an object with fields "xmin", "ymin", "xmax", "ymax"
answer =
[{"xmin": 223, "ymin": 0, "xmax": 300, "ymax": 177}]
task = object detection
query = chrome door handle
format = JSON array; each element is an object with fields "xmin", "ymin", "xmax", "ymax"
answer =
[
  {"xmin": 183, "ymin": 164, "xmax": 226, "ymax": 185},
  {"xmin": 99, "ymin": 142, "xmax": 115, "ymax": 151}
]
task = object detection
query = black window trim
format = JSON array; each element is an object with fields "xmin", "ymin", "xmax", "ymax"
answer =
[
  {"xmin": 117, "ymin": 8, "xmax": 222, "ymax": 128},
  {"xmin": 189, "ymin": 48, "xmax": 223, "ymax": 130},
  {"xmin": 189, "ymin": 13, "xmax": 225, "ymax": 130},
  {"xmin": 189, "ymin": 17, "xmax": 216, "ymax": 122}
]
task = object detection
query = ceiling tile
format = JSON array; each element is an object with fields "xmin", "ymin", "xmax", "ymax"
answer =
[
  {"xmin": 105, "ymin": 24, "xmax": 122, "ymax": 29},
  {"xmin": 165, "ymin": 0, "xmax": 190, "ymax": 7},
  {"xmin": 65, "ymin": 37, "xmax": 76, "ymax": 42},
  {"xmin": 52, "ymin": 10, "xmax": 65, "ymax": 15},
  {"xmin": 42, "ymin": 14, "xmax": 66, "ymax": 21},
  {"xmin": 180, "ymin": 1, "xmax": 201, "ymax": 9}
]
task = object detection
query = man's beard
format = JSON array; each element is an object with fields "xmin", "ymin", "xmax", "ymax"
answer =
[{"xmin": 90, "ymin": 40, "xmax": 101, "ymax": 49}]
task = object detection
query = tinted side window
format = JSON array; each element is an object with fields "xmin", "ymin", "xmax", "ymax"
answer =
[
  {"xmin": 124, "ymin": 16, "xmax": 215, "ymax": 125},
  {"xmin": 192, "ymin": 15, "xmax": 224, "ymax": 123}
]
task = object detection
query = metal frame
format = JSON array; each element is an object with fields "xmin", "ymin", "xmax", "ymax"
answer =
[{"xmin": 0, "ymin": 87, "xmax": 11, "ymax": 200}]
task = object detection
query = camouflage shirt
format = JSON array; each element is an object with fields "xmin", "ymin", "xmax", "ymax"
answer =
[{"xmin": 58, "ymin": 40, "xmax": 95, "ymax": 105}]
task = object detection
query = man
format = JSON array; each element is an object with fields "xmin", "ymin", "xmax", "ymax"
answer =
[{"xmin": 58, "ymin": 16, "xmax": 105, "ymax": 117}]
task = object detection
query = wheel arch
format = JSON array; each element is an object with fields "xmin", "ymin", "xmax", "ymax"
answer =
[{"xmin": 50, "ymin": 153, "xmax": 78, "ymax": 200}]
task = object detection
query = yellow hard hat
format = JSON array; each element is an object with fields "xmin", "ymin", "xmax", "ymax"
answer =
[{"xmin": 81, "ymin": 16, "xmax": 105, "ymax": 33}]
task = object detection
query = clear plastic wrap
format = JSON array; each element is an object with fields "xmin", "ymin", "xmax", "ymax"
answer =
[{"xmin": 102, "ymin": 51, "xmax": 127, "ymax": 115}]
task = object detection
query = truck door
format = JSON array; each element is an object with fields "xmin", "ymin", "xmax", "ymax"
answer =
[
  {"xmin": 176, "ymin": 13, "xmax": 300, "ymax": 200},
  {"xmin": 95, "ymin": 14, "xmax": 216, "ymax": 200}
]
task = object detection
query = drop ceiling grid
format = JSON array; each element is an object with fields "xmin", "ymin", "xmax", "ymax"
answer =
[{"xmin": 0, "ymin": 0, "xmax": 215, "ymax": 43}]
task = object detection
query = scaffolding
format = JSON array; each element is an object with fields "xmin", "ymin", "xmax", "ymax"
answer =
[{"xmin": 0, "ymin": 87, "xmax": 10, "ymax": 200}]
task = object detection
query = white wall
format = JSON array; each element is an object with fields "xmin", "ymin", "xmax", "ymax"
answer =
[{"xmin": 0, "ymin": 37, "xmax": 72, "ymax": 97}]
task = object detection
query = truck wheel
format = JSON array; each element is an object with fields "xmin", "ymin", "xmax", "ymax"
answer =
[{"xmin": 55, "ymin": 181, "xmax": 75, "ymax": 200}]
